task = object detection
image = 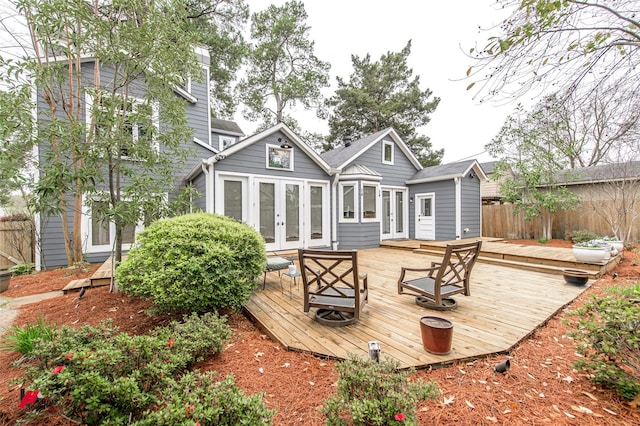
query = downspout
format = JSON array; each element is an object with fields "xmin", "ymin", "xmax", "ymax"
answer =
[
  {"xmin": 455, "ymin": 177, "xmax": 462, "ymax": 239},
  {"xmin": 331, "ymin": 171, "xmax": 341, "ymax": 250}
]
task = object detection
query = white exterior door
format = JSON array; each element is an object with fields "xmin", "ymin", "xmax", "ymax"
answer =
[
  {"xmin": 415, "ymin": 193, "xmax": 435, "ymax": 240},
  {"xmin": 257, "ymin": 179, "xmax": 303, "ymax": 251},
  {"xmin": 381, "ymin": 188, "xmax": 408, "ymax": 240}
]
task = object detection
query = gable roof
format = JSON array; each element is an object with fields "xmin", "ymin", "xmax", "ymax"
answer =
[
  {"xmin": 555, "ymin": 161, "xmax": 640, "ymax": 186},
  {"xmin": 320, "ymin": 128, "xmax": 423, "ymax": 171},
  {"xmin": 211, "ymin": 118, "xmax": 244, "ymax": 136},
  {"xmin": 208, "ymin": 122, "xmax": 333, "ymax": 173},
  {"xmin": 480, "ymin": 161, "xmax": 498, "ymax": 174},
  {"xmin": 406, "ymin": 159, "xmax": 487, "ymax": 184}
]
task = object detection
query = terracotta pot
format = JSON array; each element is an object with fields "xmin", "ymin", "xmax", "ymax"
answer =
[
  {"xmin": 0, "ymin": 270, "xmax": 11, "ymax": 293},
  {"xmin": 419, "ymin": 316, "xmax": 453, "ymax": 355}
]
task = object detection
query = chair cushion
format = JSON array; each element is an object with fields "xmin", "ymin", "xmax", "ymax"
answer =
[{"xmin": 266, "ymin": 257, "xmax": 291, "ymax": 271}]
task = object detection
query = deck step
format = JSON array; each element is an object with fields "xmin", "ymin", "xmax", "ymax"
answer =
[{"xmin": 62, "ymin": 278, "xmax": 91, "ymax": 294}]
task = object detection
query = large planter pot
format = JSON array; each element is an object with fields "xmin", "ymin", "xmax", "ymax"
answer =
[
  {"xmin": 419, "ymin": 316, "xmax": 453, "ymax": 355},
  {"xmin": 562, "ymin": 268, "xmax": 590, "ymax": 286},
  {"xmin": 606, "ymin": 240, "xmax": 624, "ymax": 252},
  {"xmin": 0, "ymin": 269, "xmax": 11, "ymax": 293},
  {"xmin": 572, "ymin": 246, "xmax": 607, "ymax": 264}
]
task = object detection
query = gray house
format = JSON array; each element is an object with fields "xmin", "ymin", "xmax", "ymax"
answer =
[
  {"xmin": 186, "ymin": 125, "xmax": 486, "ymax": 252},
  {"xmin": 35, "ymin": 49, "xmax": 485, "ymax": 269}
]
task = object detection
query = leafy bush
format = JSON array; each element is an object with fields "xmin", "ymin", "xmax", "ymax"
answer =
[
  {"xmin": 0, "ymin": 316, "xmax": 56, "ymax": 355},
  {"xmin": 567, "ymin": 284, "xmax": 640, "ymax": 400},
  {"xmin": 20, "ymin": 313, "xmax": 232, "ymax": 424},
  {"xmin": 116, "ymin": 212, "xmax": 266, "ymax": 313},
  {"xmin": 9, "ymin": 262, "xmax": 34, "ymax": 276},
  {"xmin": 324, "ymin": 355, "xmax": 440, "ymax": 425},
  {"xmin": 537, "ymin": 237, "xmax": 549, "ymax": 244},
  {"xmin": 134, "ymin": 372, "xmax": 274, "ymax": 425},
  {"xmin": 570, "ymin": 230, "xmax": 600, "ymax": 243}
]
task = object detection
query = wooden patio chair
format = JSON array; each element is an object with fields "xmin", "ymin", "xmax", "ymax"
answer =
[
  {"xmin": 298, "ymin": 248, "xmax": 368, "ymax": 327},
  {"xmin": 397, "ymin": 240, "xmax": 482, "ymax": 310}
]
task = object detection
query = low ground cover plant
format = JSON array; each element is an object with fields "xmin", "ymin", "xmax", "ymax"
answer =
[
  {"xmin": 9, "ymin": 312, "xmax": 273, "ymax": 424},
  {"xmin": 116, "ymin": 212, "xmax": 267, "ymax": 313},
  {"xmin": 324, "ymin": 355, "xmax": 440, "ymax": 425},
  {"xmin": 0, "ymin": 316, "xmax": 56, "ymax": 356},
  {"xmin": 568, "ymin": 283, "xmax": 640, "ymax": 400}
]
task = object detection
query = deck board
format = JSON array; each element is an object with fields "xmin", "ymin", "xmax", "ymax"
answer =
[{"xmin": 246, "ymin": 247, "xmax": 590, "ymax": 369}]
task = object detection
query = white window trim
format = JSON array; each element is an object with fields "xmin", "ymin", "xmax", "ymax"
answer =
[
  {"xmin": 382, "ymin": 140, "xmax": 394, "ymax": 165},
  {"xmin": 306, "ymin": 181, "xmax": 331, "ymax": 247},
  {"xmin": 219, "ymin": 136, "xmax": 235, "ymax": 151},
  {"xmin": 361, "ymin": 183, "xmax": 380, "ymax": 223},
  {"xmin": 85, "ymin": 93, "xmax": 160, "ymax": 157},
  {"xmin": 81, "ymin": 194, "xmax": 145, "ymax": 254},
  {"xmin": 265, "ymin": 143, "xmax": 294, "ymax": 171},
  {"xmin": 339, "ymin": 181, "xmax": 359, "ymax": 223}
]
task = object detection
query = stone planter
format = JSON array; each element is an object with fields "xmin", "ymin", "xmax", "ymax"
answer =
[
  {"xmin": 419, "ymin": 316, "xmax": 453, "ymax": 355},
  {"xmin": 572, "ymin": 246, "xmax": 607, "ymax": 263},
  {"xmin": 0, "ymin": 269, "xmax": 11, "ymax": 293}
]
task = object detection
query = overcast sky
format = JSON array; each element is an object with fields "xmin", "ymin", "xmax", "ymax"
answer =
[
  {"xmin": 1, "ymin": 0, "xmax": 519, "ymax": 164},
  {"xmin": 241, "ymin": 0, "xmax": 517, "ymax": 163}
]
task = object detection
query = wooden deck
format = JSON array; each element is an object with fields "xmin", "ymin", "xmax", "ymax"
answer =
[{"xmin": 245, "ymin": 247, "xmax": 592, "ymax": 370}]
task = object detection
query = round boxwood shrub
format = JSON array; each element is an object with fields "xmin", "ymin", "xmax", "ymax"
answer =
[{"xmin": 116, "ymin": 213, "xmax": 266, "ymax": 313}]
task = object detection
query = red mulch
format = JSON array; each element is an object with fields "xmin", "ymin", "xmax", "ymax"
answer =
[{"xmin": 1, "ymin": 240, "xmax": 639, "ymax": 425}]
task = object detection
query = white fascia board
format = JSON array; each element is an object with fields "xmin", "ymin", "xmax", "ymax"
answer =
[{"xmin": 406, "ymin": 174, "xmax": 460, "ymax": 185}]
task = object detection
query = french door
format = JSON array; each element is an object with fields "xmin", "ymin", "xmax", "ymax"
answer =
[
  {"xmin": 381, "ymin": 188, "xmax": 408, "ymax": 240},
  {"xmin": 257, "ymin": 179, "xmax": 303, "ymax": 251}
]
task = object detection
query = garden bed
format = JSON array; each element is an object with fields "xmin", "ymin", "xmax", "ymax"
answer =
[{"xmin": 0, "ymin": 240, "xmax": 638, "ymax": 425}]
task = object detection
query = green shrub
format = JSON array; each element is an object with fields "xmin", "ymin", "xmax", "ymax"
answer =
[
  {"xmin": 570, "ymin": 230, "xmax": 600, "ymax": 243},
  {"xmin": 116, "ymin": 212, "xmax": 266, "ymax": 313},
  {"xmin": 567, "ymin": 283, "xmax": 640, "ymax": 400},
  {"xmin": 21, "ymin": 313, "xmax": 232, "ymax": 424},
  {"xmin": 324, "ymin": 355, "xmax": 440, "ymax": 426},
  {"xmin": 537, "ymin": 237, "xmax": 549, "ymax": 244},
  {"xmin": 0, "ymin": 316, "xmax": 56, "ymax": 355},
  {"xmin": 9, "ymin": 262, "xmax": 34, "ymax": 276},
  {"xmin": 134, "ymin": 372, "xmax": 274, "ymax": 425}
]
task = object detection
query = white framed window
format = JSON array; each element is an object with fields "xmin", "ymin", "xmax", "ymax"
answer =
[
  {"xmin": 221, "ymin": 177, "xmax": 247, "ymax": 222},
  {"xmin": 382, "ymin": 140, "xmax": 394, "ymax": 165},
  {"xmin": 361, "ymin": 183, "xmax": 380, "ymax": 222},
  {"xmin": 339, "ymin": 182, "xmax": 359, "ymax": 223},
  {"xmin": 86, "ymin": 93, "xmax": 159, "ymax": 158},
  {"xmin": 265, "ymin": 144, "xmax": 293, "ymax": 171},
  {"xmin": 219, "ymin": 136, "xmax": 235, "ymax": 151},
  {"xmin": 82, "ymin": 196, "xmax": 144, "ymax": 254}
]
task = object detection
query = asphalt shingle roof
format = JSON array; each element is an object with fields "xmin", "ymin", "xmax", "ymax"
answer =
[
  {"xmin": 320, "ymin": 128, "xmax": 392, "ymax": 168},
  {"xmin": 408, "ymin": 159, "xmax": 476, "ymax": 181},
  {"xmin": 557, "ymin": 161, "xmax": 640, "ymax": 184},
  {"xmin": 211, "ymin": 118, "xmax": 244, "ymax": 135}
]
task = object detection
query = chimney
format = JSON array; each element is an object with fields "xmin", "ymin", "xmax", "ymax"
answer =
[{"xmin": 343, "ymin": 137, "xmax": 352, "ymax": 147}]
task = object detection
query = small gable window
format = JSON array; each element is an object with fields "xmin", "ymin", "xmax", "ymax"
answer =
[
  {"xmin": 219, "ymin": 136, "xmax": 235, "ymax": 150},
  {"xmin": 382, "ymin": 140, "xmax": 394, "ymax": 165},
  {"xmin": 266, "ymin": 144, "xmax": 293, "ymax": 171}
]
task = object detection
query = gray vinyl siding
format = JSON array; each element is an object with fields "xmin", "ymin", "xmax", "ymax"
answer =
[
  {"xmin": 461, "ymin": 174, "xmax": 481, "ymax": 238},
  {"xmin": 38, "ymin": 61, "xmax": 211, "ymax": 268},
  {"xmin": 337, "ymin": 222, "xmax": 380, "ymax": 250},
  {"xmin": 343, "ymin": 139, "xmax": 419, "ymax": 185},
  {"xmin": 191, "ymin": 172, "xmax": 207, "ymax": 211},
  {"xmin": 214, "ymin": 131, "xmax": 327, "ymax": 180},
  {"xmin": 409, "ymin": 180, "xmax": 457, "ymax": 240},
  {"xmin": 184, "ymin": 65, "xmax": 210, "ymax": 144}
]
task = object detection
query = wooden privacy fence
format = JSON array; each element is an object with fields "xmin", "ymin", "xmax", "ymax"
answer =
[
  {"xmin": 482, "ymin": 202, "xmax": 640, "ymax": 241},
  {"xmin": 0, "ymin": 220, "xmax": 33, "ymax": 269}
]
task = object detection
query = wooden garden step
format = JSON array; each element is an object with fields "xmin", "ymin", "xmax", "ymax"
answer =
[{"xmin": 62, "ymin": 278, "xmax": 91, "ymax": 294}]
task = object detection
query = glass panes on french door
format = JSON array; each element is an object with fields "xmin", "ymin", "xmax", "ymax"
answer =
[
  {"xmin": 257, "ymin": 180, "xmax": 303, "ymax": 250},
  {"xmin": 381, "ymin": 188, "xmax": 407, "ymax": 240}
]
